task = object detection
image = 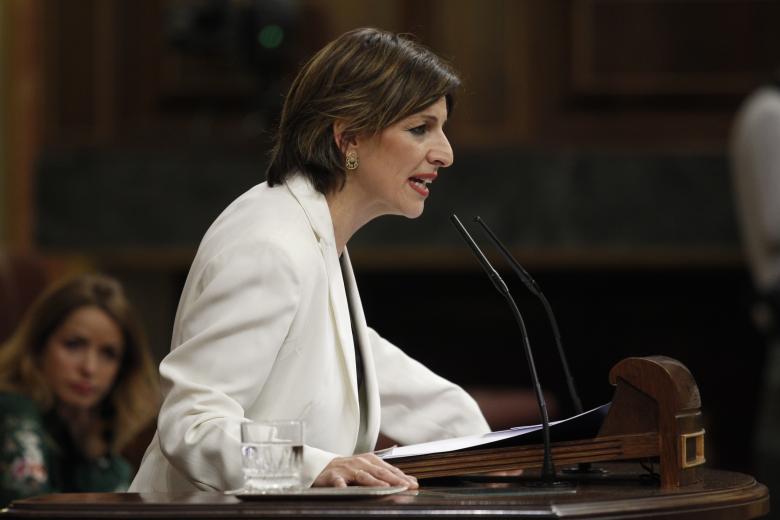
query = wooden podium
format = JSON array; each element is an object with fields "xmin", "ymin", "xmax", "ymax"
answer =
[
  {"xmin": 1, "ymin": 357, "xmax": 770, "ymax": 519},
  {"xmin": 391, "ymin": 356, "xmax": 708, "ymax": 490}
]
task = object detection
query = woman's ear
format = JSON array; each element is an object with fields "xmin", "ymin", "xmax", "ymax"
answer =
[{"xmin": 332, "ymin": 120, "xmax": 357, "ymax": 154}]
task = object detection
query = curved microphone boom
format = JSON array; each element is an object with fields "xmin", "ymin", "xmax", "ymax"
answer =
[
  {"xmin": 474, "ymin": 216, "xmax": 584, "ymax": 415},
  {"xmin": 450, "ymin": 214, "xmax": 557, "ymax": 483}
]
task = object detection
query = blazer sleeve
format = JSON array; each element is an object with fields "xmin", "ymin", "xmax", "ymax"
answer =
[
  {"xmin": 156, "ymin": 242, "xmax": 336, "ymax": 491},
  {"xmin": 368, "ymin": 328, "xmax": 490, "ymax": 444}
]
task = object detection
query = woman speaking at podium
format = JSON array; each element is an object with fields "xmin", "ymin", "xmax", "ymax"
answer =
[{"xmin": 130, "ymin": 28, "xmax": 489, "ymax": 492}]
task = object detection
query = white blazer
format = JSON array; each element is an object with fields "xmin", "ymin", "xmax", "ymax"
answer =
[{"xmin": 129, "ymin": 175, "xmax": 489, "ymax": 492}]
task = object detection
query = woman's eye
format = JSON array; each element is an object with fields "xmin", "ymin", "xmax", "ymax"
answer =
[
  {"xmin": 408, "ymin": 125, "xmax": 427, "ymax": 136},
  {"xmin": 100, "ymin": 348, "xmax": 120, "ymax": 362},
  {"xmin": 63, "ymin": 338, "xmax": 85, "ymax": 350}
]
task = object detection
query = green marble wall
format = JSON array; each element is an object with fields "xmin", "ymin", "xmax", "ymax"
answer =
[{"xmin": 35, "ymin": 146, "xmax": 738, "ymax": 253}]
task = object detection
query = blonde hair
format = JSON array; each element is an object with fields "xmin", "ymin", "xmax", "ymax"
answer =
[
  {"xmin": 0, "ymin": 273, "xmax": 159, "ymax": 455},
  {"xmin": 267, "ymin": 27, "xmax": 461, "ymax": 194}
]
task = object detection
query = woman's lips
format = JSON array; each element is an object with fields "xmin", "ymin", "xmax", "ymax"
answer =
[
  {"xmin": 69, "ymin": 382, "xmax": 95, "ymax": 396},
  {"xmin": 408, "ymin": 172, "xmax": 437, "ymax": 197},
  {"xmin": 408, "ymin": 178, "xmax": 430, "ymax": 197}
]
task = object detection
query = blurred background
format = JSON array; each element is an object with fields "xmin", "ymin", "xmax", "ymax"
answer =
[{"xmin": 1, "ymin": 0, "xmax": 778, "ymax": 501}]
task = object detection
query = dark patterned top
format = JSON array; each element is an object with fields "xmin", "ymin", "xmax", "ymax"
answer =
[{"xmin": 0, "ymin": 392, "xmax": 131, "ymax": 506}]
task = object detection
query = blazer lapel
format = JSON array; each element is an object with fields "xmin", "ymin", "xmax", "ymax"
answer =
[
  {"xmin": 285, "ymin": 176, "xmax": 360, "ymax": 416},
  {"xmin": 340, "ymin": 251, "xmax": 380, "ymax": 451},
  {"xmin": 323, "ymin": 244, "xmax": 359, "ymax": 406}
]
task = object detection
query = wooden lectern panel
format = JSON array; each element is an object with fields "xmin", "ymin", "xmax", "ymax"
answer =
[
  {"xmin": 392, "ymin": 356, "xmax": 707, "ymax": 490},
  {"xmin": 603, "ymin": 356, "xmax": 704, "ymax": 488},
  {"xmin": 1, "ymin": 465, "xmax": 769, "ymax": 519}
]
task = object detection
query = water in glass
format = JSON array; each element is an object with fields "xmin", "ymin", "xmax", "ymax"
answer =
[{"xmin": 241, "ymin": 442, "xmax": 303, "ymax": 491}]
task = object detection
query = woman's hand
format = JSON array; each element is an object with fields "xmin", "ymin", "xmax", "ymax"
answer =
[{"xmin": 313, "ymin": 453, "xmax": 418, "ymax": 488}]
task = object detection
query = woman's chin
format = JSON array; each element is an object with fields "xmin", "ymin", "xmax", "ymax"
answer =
[
  {"xmin": 58, "ymin": 392, "xmax": 102, "ymax": 412},
  {"xmin": 402, "ymin": 203, "xmax": 426, "ymax": 219}
]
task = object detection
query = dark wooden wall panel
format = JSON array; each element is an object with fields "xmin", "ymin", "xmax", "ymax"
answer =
[
  {"xmin": 31, "ymin": 0, "xmax": 780, "ymax": 152},
  {"xmin": 44, "ymin": 0, "xmax": 97, "ymax": 143},
  {"xmin": 572, "ymin": 0, "xmax": 780, "ymax": 96}
]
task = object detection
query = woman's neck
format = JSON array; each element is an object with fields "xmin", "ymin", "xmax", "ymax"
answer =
[
  {"xmin": 55, "ymin": 403, "xmax": 107, "ymax": 458},
  {"xmin": 325, "ymin": 182, "xmax": 379, "ymax": 255}
]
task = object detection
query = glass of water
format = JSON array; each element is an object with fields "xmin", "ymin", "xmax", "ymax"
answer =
[{"xmin": 241, "ymin": 420, "xmax": 303, "ymax": 492}]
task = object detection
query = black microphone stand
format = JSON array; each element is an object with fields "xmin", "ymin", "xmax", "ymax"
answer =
[
  {"xmin": 474, "ymin": 216, "xmax": 583, "ymax": 415},
  {"xmin": 473, "ymin": 216, "xmax": 606, "ymax": 476},
  {"xmin": 451, "ymin": 214, "xmax": 565, "ymax": 486}
]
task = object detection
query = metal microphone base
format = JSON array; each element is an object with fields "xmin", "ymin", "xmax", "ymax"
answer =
[
  {"xmin": 561, "ymin": 463, "xmax": 609, "ymax": 476},
  {"xmin": 519, "ymin": 478, "xmax": 578, "ymax": 489},
  {"xmin": 455, "ymin": 474, "xmax": 578, "ymax": 491}
]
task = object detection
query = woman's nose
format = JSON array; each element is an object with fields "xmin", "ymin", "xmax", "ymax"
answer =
[
  {"xmin": 80, "ymin": 350, "xmax": 98, "ymax": 375},
  {"xmin": 429, "ymin": 133, "xmax": 454, "ymax": 168}
]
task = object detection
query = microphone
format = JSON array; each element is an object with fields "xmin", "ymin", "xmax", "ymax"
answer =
[
  {"xmin": 473, "ymin": 216, "xmax": 583, "ymax": 415},
  {"xmin": 473, "ymin": 216, "xmax": 606, "ymax": 477},
  {"xmin": 450, "ymin": 214, "xmax": 558, "ymax": 484}
]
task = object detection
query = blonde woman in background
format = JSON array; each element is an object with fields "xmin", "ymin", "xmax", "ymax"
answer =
[{"xmin": 0, "ymin": 274, "xmax": 159, "ymax": 505}]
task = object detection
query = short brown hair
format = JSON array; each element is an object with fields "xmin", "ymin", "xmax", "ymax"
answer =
[
  {"xmin": 0, "ymin": 273, "xmax": 159, "ymax": 454},
  {"xmin": 266, "ymin": 27, "xmax": 461, "ymax": 194}
]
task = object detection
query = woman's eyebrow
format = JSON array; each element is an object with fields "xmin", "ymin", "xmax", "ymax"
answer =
[
  {"xmin": 418, "ymin": 114, "xmax": 446, "ymax": 125},
  {"xmin": 60, "ymin": 328, "xmax": 84, "ymax": 338}
]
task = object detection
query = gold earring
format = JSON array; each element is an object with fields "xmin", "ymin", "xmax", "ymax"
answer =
[{"xmin": 345, "ymin": 150, "xmax": 359, "ymax": 170}]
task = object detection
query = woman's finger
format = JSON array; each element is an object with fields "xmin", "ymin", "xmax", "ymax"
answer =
[
  {"xmin": 359, "ymin": 454, "xmax": 418, "ymax": 488},
  {"xmin": 353, "ymin": 468, "xmax": 389, "ymax": 487},
  {"xmin": 366, "ymin": 464, "xmax": 415, "ymax": 488},
  {"xmin": 379, "ymin": 460, "xmax": 418, "ymax": 487}
]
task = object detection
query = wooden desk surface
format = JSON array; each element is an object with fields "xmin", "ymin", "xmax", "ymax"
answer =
[{"xmin": 1, "ymin": 465, "xmax": 769, "ymax": 519}]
